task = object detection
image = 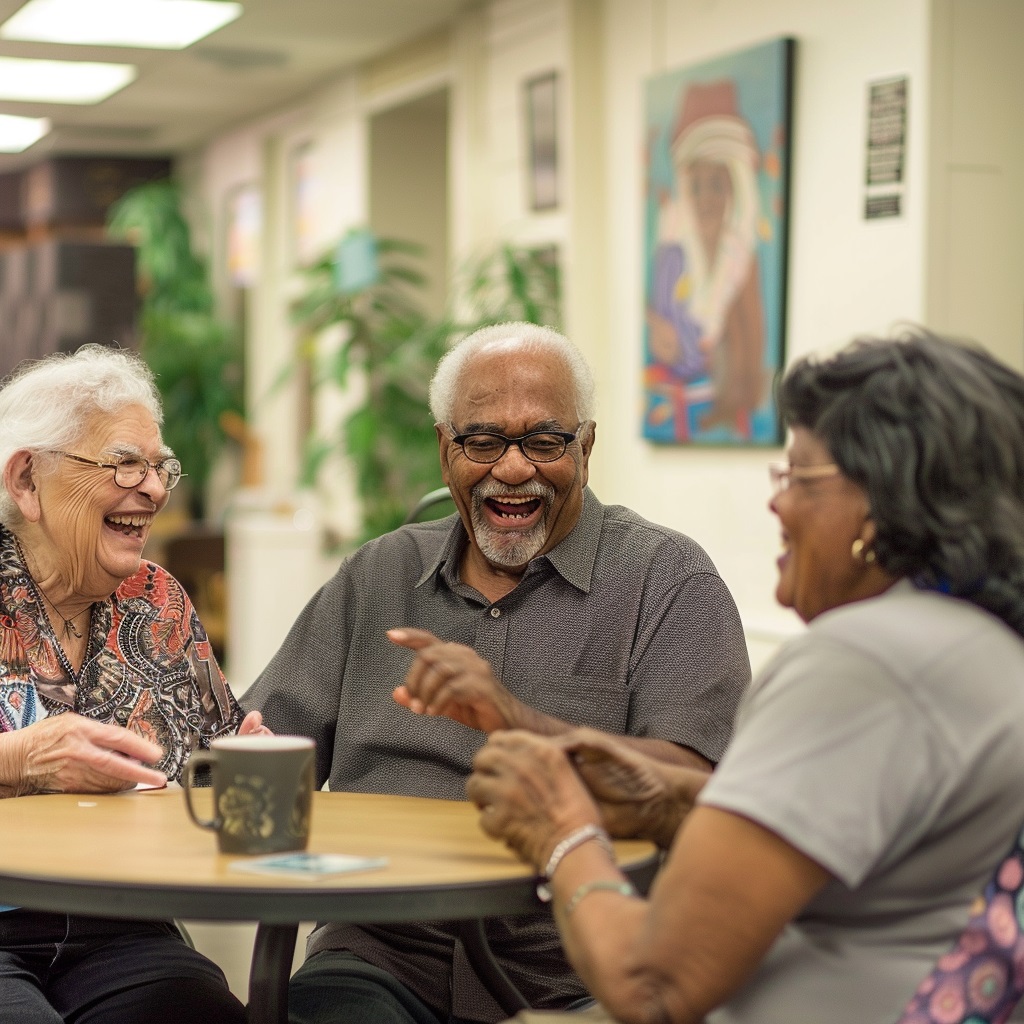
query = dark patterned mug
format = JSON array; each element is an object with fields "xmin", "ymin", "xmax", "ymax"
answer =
[{"xmin": 182, "ymin": 735, "xmax": 315, "ymax": 855}]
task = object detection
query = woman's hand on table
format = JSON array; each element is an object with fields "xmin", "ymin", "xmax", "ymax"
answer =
[
  {"xmin": 466, "ymin": 729, "xmax": 602, "ymax": 871},
  {"xmin": 0, "ymin": 713, "xmax": 166, "ymax": 797},
  {"xmin": 238, "ymin": 710, "xmax": 273, "ymax": 736}
]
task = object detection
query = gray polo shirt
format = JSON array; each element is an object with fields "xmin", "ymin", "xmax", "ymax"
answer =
[{"xmin": 243, "ymin": 488, "xmax": 750, "ymax": 1020}]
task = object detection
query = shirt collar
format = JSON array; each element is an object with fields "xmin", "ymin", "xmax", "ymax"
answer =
[{"xmin": 415, "ymin": 487, "xmax": 604, "ymax": 595}]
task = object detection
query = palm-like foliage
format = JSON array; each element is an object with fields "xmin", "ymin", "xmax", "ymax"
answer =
[{"xmin": 107, "ymin": 180, "xmax": 243, "ymax": 518}]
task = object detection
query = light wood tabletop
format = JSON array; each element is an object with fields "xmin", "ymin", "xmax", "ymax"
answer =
[{"xmin": 0, "ymin": 787, "xmax": 659, "ymax": 1023}]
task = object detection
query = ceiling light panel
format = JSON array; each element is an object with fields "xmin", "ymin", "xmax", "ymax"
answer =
[
  {"xmin": 0, "ymin": 57, "xmax": 136, "ymax": 103},
  {"xmin": 0, "ymin": 113, "xmax": 50, "ymax": 152},
  {"xmin": 0, "ymin": 0, "xmax": 242, "ymax": 50}
]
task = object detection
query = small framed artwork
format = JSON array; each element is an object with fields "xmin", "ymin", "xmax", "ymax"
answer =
[
  {"xmin": 524, "ymin": 71, "xmax": 559, "ymax": 211},
  {"xmin": 226, "ymin": 183, "xmax": 262, "ymax": 289},
  {"xmin": 290, "ymin": 141, "xmax": 320, "ymax": 267},
  {"xmin": 643, "ymin": 37, "xmax": 795, "ymax": 446}
]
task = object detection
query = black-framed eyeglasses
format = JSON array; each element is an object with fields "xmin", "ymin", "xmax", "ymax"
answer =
[
  {"xmin": 446, "ymin": 424, "xmax": 584, "ymax": 465},
  {"xmin": 53, "ymin": 451, "xmax": 185, "ymax": 490}
]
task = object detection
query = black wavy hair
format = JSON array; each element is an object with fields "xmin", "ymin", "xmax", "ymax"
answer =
[{"xmin": 778, "ymin": 327, "xmax": 1024, "ymax": 637}]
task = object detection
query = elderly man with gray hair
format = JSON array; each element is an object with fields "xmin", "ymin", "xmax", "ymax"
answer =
[{"xmin": 243, "ymin": 321, "xmax": 751, "ymax": 1024}]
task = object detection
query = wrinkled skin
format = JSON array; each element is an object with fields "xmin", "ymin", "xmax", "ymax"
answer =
[{"xmin": 466, "ymin": 728, "xmax": 711, "ymax": 869}]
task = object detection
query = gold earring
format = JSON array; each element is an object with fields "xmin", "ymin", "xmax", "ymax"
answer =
[{"xmin": 851, "ymin": 538, "xmax": 876, "ymax": 564}]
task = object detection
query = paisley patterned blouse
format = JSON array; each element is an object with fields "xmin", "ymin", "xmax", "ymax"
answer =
[{"xmin": 0, "ymin": 525, "xmax": 242, "ymax": 782}]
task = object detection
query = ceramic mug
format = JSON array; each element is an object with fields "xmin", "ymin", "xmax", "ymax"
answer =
[{"xmin": 182, "ymin": 735, "xmax": 315, "ymax": 855}]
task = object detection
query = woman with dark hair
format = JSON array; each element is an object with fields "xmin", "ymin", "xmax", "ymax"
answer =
[{"xmin": 466, "ymin": 329, "xmax": 1024, "ymax": 1024}]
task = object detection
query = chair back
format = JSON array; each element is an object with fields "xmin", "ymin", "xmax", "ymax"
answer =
[
  {"xmin": 403, "ymin": 486, "xmax": 455, "ymax": 525},
  {"xmin": 895, "ymin": 825, "xmax": 1024, "ymax": 1023}
]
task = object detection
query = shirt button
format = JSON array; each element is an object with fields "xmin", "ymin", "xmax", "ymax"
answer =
[{"xmin": 489, "ymin": 607, "xmax": 501, "ymax": 618}]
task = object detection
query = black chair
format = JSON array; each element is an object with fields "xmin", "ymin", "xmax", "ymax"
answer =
[{"xmin": 402, "ymin": 486, "xmax": 455, "ymax": 525}]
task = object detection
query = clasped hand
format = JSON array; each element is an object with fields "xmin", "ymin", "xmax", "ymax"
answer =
[{"xmin": 467, "ymin": 728, "xmax": 701, "ymax": 868}]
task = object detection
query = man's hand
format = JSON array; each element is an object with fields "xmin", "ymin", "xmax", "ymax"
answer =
[
  {"xmin": 0, "ymin": 713, "xmax": 166, "ymax": 797},
  {"xmin": 558, "ymin": 728, "xmax": 708, "ymax": 848},
  {"xmin": 388, "ymin": 627, "xmax": 524, "ymax": 734}
]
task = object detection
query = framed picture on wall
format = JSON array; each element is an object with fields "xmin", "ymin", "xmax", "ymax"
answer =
[
  {"xmin": 642, "ymin": 37, "xmax": 795, "ymax": 446},
  {"xmin": 226, "ymin": 183, "xmax": 262, "ymax": 289},
  {"xmin": 290, "ymin": 141, "xmax": 320, "ymax": 267},
  {"xmin": 524, "ymin": 71, "xmax": 559, "ymax": 211}
]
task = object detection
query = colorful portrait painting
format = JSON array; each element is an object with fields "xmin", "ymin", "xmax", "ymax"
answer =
[{"xmin": 643, "ymin": 38, "xmax": 794, "ymax": 445}]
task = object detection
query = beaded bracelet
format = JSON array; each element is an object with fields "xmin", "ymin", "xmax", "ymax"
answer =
[
  {"xmin": 563, "ymin": 879, "xmax": 636, "ymax": 917},
  {"xmin": 536, "ymin": 824, "xmax": 614, "ymax": 902}
]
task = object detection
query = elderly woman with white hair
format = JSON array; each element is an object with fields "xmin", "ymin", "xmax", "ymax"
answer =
[{"xmin": 0, "ymin": 344, "xmax": 264, "ymax": 1023}]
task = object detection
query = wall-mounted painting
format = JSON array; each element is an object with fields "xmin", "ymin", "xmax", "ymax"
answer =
[
  {"xmin": 524, "ymin": 71, "xmax": 559, "ymax": 211},
  {"xmin": 226, "ymin": 183, "xmax": 262, "ymax": 289},
  {"xmin": 643, "ymin": 37, "xmax": 794, "ymax": 445}
]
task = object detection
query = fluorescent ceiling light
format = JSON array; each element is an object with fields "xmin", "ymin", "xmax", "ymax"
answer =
[
  {"xmin": 0, "ymin": 0, "xmax": 242, "ymax": 49},
  {"xmin": 0, "ymin": 57, "xmax": 136, "ymax": 103},
  {"xmin": 0, "ymin": 113, "xmax": 50, "ymax": 152}
]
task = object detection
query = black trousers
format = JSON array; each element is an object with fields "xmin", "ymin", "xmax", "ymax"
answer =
[{"xmin": 0, "ymin": 909, "xmax": 246, "ymax": 1024}]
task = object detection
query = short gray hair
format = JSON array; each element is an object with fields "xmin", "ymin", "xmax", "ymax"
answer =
[
  {"xmin": 429, "ymin": 322, "xmax": 596, "ymax": 424},
  {"xmin": 0, "ymin": 344, "xmax": 163, "ymax": 527}
]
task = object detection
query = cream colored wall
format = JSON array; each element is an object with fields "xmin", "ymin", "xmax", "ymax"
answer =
[
  {"xmin": 594, "ymin": 0, "xmax": 932, "ymax": 660},
  {"xmin": 926, "ymin": 0, "xmax": 1024, "ymax": 368}
]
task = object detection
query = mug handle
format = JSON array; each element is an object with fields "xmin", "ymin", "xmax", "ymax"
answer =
[{"xmin": 182, "ymin": 751, "xmax": 220, "ymax": 832}]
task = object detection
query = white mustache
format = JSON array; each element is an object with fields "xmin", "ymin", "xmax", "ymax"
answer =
[{"xmin": 472, "ymin": 480, "xmax": 554, "ymax": 502}]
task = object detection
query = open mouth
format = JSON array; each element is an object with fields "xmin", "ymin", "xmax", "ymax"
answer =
[
  {"xmin": 485, "ymin": 496, "xmax": 543, "ymax": 521},
  {"xmin": 104, "ymin": 513, "xmax": 153, "ymax": 539}
]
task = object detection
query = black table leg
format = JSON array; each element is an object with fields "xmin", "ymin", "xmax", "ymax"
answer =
[
  {"xmin": 248, "ymin": 922, "xmax": 299, "ymax": 1024},
  {"xmin": 458, "ymin": 918, "xmax": 530, "ymax": 1015}
]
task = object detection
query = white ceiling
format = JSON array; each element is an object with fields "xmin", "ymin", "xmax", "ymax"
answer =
[{"xmin": 0, "ymin": 0, "xmax": 472, "ymax": 172}]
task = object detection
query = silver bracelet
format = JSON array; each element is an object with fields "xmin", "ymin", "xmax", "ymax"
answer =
[{"xmin": 536, "ymin": 824, "xmax": 613, "ymax": 902}]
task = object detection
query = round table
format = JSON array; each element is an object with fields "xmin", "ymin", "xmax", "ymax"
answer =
[{"xmin": 0, "ymin": 787, "xmax": 659, "ymax": 1023}]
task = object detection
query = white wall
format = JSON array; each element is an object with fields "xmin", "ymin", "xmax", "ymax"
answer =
[
  {"xmin": 926, "ymin": 0, "xmax": 1024, "ymax": 368},
  {"xmin": 595, "ymin": 0, "xmax": 932, "ymax": 660}
]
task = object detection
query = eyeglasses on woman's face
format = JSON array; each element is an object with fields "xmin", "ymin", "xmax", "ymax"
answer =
[
  {"xmin": 768, "ymin": 462, "xmax": 841, "ymax": 497},
  {"xmin": 52, "ymin": 451, "xmax": 185, "ymax": 490}
]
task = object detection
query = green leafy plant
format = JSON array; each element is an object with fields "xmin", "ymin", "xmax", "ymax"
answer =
[
  {"xmin": 107, "ymin": 180, "xmax": 243, "ymax": 519},
  {"xmin": 291, "ymin": 231, "xmax": 561, "ymax": 543}
]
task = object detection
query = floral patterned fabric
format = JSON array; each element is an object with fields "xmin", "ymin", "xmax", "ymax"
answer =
[
  {"xmin": 0, "ymin": 525, "xmax": 242, "ymax": 781},
  {"xmin": 896, "ymin": 823, "xmax": 1024, "ymax": 1024}
]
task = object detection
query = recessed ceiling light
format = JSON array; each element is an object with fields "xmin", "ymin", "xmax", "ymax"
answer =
[
  {"xmin": 0, "ymin": 57, "xmax": 136, "ymax": 104},
  {"xmin": 0, "ymin": 0, "xmax": 242, "ymax": 50},
  {"xmin": 0, "ymin": 113, "xmax": 50, "ymax": 152}
]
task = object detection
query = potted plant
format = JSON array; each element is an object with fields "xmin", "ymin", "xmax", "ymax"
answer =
[{"xmin": 107, "ymin": 180, "xmax": 243, "ymax": 521}]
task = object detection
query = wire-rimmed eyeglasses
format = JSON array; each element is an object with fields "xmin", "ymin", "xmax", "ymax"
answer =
[
  {"xmin": 53, "ymin": 451, "xmax": 185, "ymax": 490},
  {"xmin": 445, "ymin": 424, "xmax": 585, "ymax": 465},
  {"xmin": 768, "ymin": 462, "xmax": 840, "ymax": 496}
]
